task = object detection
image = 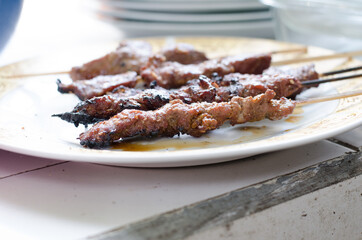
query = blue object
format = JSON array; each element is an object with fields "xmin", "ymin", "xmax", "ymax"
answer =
[{"xmin": 0, "ymin": 0, "xmax": 23, "ymax": 53}]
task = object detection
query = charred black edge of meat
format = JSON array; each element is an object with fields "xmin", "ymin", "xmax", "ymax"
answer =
[
  {"xmin": 56, "ymin": 79, "xmax": 68, "ymax": 94},
  {"xmin": 52, "ymin": 112, "xmax": 105, "ymax": 127}
]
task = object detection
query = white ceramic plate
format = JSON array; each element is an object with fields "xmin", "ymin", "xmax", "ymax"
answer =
[
  {"xmin": 97, "ymin": 8, "xmax": 272, "ymax": 23},
  {"xmin": 99, "ymin": 17, "xmax": 274, "ymax": 38},
  {"xmin": 101, "ymin": 0, "xmax": 268, "ymax": 12},
  {"xmin": 0, "ymin": 37, "xmax": 361, "ymax": 167}
]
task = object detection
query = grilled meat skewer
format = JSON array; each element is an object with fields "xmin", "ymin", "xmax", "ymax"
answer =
[
  {"xmin": 70, "ymin": 41, "xmax": 209, "ymax": 81},
  {"xmin": 56, "ymin": 53, "xmax": 272, "ymax": 100},
  {"xmin": 79, "ymin": 90, "xmax": 295, "ymax": 148},
  {"xmin": 141, "ymin": 53, "xmax": 272, "ymax": 88},
  {"xmin": 54, "ymin": 73, "xmax": 302, "ymax": 126},
  {"xmin": 54, "ymin": 64, "xmax": 318, "ymax": 126},
  {"xmin": 60, "ymin": 63, "xmax": 318, "ymax": 102}
]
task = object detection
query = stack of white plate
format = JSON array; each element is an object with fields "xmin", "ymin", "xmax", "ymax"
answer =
[{"xmin": 95, "ymin": 0, "xmax": 273, "ymax": 38}]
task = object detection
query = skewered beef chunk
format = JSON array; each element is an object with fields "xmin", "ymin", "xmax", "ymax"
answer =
[
  {"xmin": 161, "ymin": 43, "xmax": 208, "ymax": 64},
  {"xmin": 57, "ymin": 71, "xmax": 138, "ymax": 100},
  {"xmin": 217, "ymin": 73, "xmax": 302, "ymax": 100},
  {"xmin": 69, "ymin": 41, "xmax": 211, "ymax": 81},
  {"xmin": 70, "ymin": 41, "xmax": 152, "ymax": 80},
  {"xmin": 263, "ymin": 64, "xmax": 319, "ymax": 82},
  {"xmin": 264, "ymin": 64, "xmax": 319, "ymax": 96}
]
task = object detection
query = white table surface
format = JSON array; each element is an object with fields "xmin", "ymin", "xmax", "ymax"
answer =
[
  {"xmin": 0, "ymin": 1, "xmax": 361, "ymax": 239},
  {"xmin": 0, "ymin": 138, "xmax": 359, "ymax": 240}
]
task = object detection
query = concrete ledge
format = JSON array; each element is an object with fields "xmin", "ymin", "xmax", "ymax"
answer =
[{"xmin": 87, "ymin": 151, "xmax": 361, "ymax": 240}]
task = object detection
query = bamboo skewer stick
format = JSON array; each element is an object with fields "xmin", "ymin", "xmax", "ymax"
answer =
[
  {"xmin": 297, "ymin": 90, "xmax": 362, "ymax": 107},
  {"xmin": 1, "ymin": 70, "xmax": 69, "ymax": 79},
  {"xmin": 270, "ymin": 46, "xmax": 308, "ymax": 55},
  {"xmin": 3, "ymin": 64, "xmax": 362, "ymax": 82},
  {"xmin": 272, "ymin": 50, "xmax": 362, "ymax": 66}
]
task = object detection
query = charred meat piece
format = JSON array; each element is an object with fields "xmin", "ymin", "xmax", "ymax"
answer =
[
  {"xmin": 57, "ymin": 71, "xmax": 138, "ymax": 100},
  {"xmin": 215, "ymin": 73, "xmax": 302, "ymax": 101},
  {"xmin": 161, "ymin": 43, "xmax": 208, "ymax": 64},
  {"xmin": 70, "ymin": 41, "xmax": 153, "ymax": 80},
  {"xmin": 79, "ymin": 90, "xmax": 295, "ymax": 148},
  {"xmin": 264, "ymin": 64, "xmax": 319, "ymax": 96},
  {"xmin": 141, "ymin": 53, "xmax": 272, "ymax": 88},
  {"xmin": 77, "ymin": 88, "xmax": 170, "ymax": 119},
  {"xmin": 263, "ymin": 64, "xmax": 319, "ymax": 82},
  {"xmin": 52, "ymin": 112, "xmax": 106, "ymax": 128},
  {"xmin": 54, "ymin": 74, "xmax": 301, "ymax": 126}
]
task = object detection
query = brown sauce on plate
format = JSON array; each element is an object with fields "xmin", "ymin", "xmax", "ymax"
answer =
[
  {"xmin": 285, "ymin": 115, "xmax": 303, "ymax": 123},
  {"xmin": 292, "ymin": 107, "xmax": 304, "ymax": 115},
  {"xmin": 112, "ymin": 126, "xmax": 272, "ymax": 152}
]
